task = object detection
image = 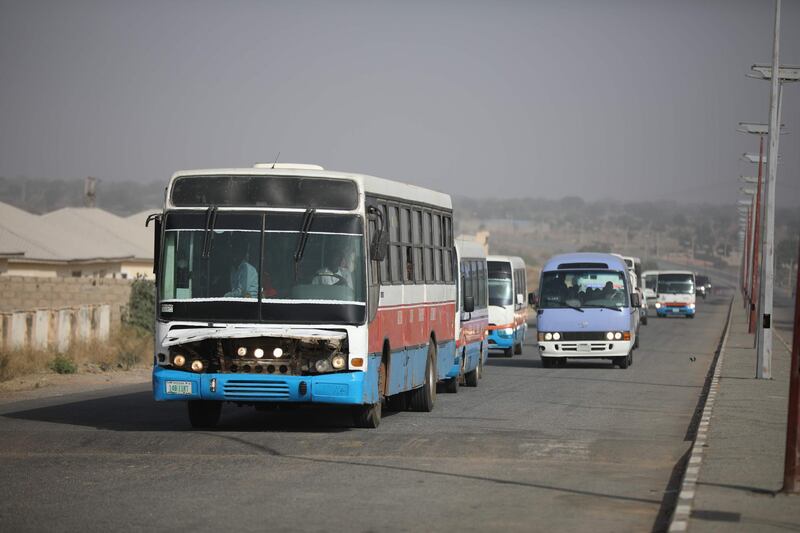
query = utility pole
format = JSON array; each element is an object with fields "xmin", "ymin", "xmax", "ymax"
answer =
[
  {"xmin": 748, "ymin": 0, "xmax": 799, "ymax": 378},
  {"xmin": 783, "ymin": 239, "xmax": 800, "ymax": 493}
]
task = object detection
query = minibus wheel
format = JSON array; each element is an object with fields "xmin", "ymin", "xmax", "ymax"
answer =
[
  {"xmin": 514, "ymin": 342, "xmax": 523, "ymax": 355},
  {"xmin": 444, "ymin": 376, "xmax": 459, "ymax": 393},
  {"xmin": 464, "ymin": 367, "xmax": 478, "ymax": 387},
  {"xmin": 503, "ymin": 347, "xmax": 513, "ymax": 357},
  {"xmin": 541, "ymin": 357, "xmax": 553, "ymax": 368},
  {"xmin": 615, "ymin": 353, "xmax": 630, "ymax": 369},
  {"xmin": 353, "ymin": 401, "xmax": 381, "ymax": 428},
  {"xmin": 187, "ymin": 400, "xmax": 222, "ymax": 429}
]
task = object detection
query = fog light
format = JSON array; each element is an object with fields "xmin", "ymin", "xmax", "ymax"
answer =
[
  {"xmin": 614, "ymin": 332, "xmax": 622, "ymax": 340},
  {"xmin": 332, "ymin": 355, "xmax": 346, "ymax": 369},
  {"xmin": 273, "ymin": 347, "xmax": 283, "ymax": 358},
  {"xmin": 315, "ymin": 359, "xmax": 331, "ymax": 373},
  {"xmin": 253, "ymin": 348, "xmax": 265, "ymax": 358},
  {"xmin": 545, "ymin": 332, "xmax": 553, "ymax": 341},
  {"xmin": 191, "ymin": 360, "xmax": 204, "ymax": 372},
  {"xmin": 606, "ymin": 332, "xmax": 614, "ymax": 340},
  {"xmin": 237, "ymin": 346, "xmax": 247, "ymax": 356},
  {"xmin": 552, "ymin": 332, "xmax": 561, "ymax": 341},
  {"xmin": 173, "ymin": 354, "xmax": 186, "ymax": 367}
]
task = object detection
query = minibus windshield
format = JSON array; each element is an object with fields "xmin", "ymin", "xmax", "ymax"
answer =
[
  {"xmin": 657, "ymin": 274, "xmax": 694, "ymax": 295},
  {"xmin": 539, "ymin": 270, "xmax": 628, "ymax": 309}
]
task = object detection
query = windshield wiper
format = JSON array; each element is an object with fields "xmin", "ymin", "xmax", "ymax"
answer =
[
  {"xmin": 586, "ymin": 305, "xmax": 623, "ymax": 312},
  {"xmin": 201, "ymin": 206, "xmax": 218, "ymax": 258},
  {"xmin": 558, "ymin": 302, "xmax": 584, "ymax": 313},
  {"xmin": 293, "ymin": 208, "xmax": 316, "ymax": 280}
]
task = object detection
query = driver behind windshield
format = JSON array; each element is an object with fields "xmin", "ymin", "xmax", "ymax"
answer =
[
  {"xmin": 313, "ymin": 249, "xmax": 353, "ymax": 287},
  {"xmin": 225, "ymin": 244, "xmax": 258, "ymax": 298}
]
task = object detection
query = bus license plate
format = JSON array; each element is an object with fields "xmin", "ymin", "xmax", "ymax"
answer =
[
  {"xmin": 578, "ymin": 343, "xmax": 590, "ymax": 352},
  {"xmin": 166, "ymin": 381, "xmax": 193, "ymax": 395}
]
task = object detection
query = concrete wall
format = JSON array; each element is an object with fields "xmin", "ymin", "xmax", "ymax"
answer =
[
  {"xmin": 0, "ymin": 276, "xmax": 132, "ymax": 324},
  {"xmin": 0, "ymin": 304, "xmax": 111, "ymax": 352}
]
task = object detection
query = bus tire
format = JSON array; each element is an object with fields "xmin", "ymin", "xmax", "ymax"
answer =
[
  {"xmin": 642, "ymin": 314, "xmax": 648, "ymax": 326},
  {"xmin": 616, "ymin": 353, "xmax": 630, "ymax": 369},
  {"xmin": 514, "ymin": 341, "xmax": 523, "ymax": 355},
  {"xmin": 385, "ymin": 392, "xmax": 407, "ymax": 412},
  {"xmin": 503, "ymin": 347, "xmax": 513, "ymax": 357},
  {"xmin": 188, "ymin": 400, "xmax": 222, "ymax": 429},
  {"xmin": 409, "ymin": 343, "xmax": 436, "ymax": 412},
  {"xmin": 477, "ymin": 344, "xmax": 484, "ymax": 379},
  {"xmin": 445, "ymin": 377, "xmax": 459, "ymax": 393},
  {"xmin": 687, "ymin": 314, "xmax": 694, "ymax": 319},
  {"xmin": 634, "ymin": 334, "xmax": 640, "ymax": 349},
  {"xmin": 465, "ymin": 367, "xmax": 478, "ymax": 387},
  {"xmin": 353, "ymin": 401, "xmax": 381, "ymax": 428},
  {"xmin": 541, "ymin": 357, "xmax": 553, "ymax": 368}
]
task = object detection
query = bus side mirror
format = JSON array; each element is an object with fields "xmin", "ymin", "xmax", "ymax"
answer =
[
  {"xmin": 630, "ymin": 293, "xmax": 641, "ymax": 308},
  {"xmin": 463, "ymin": 296, "xmax": 475, "ymax": 313},
  {"xmin": 146, "ymin": 213, "xmax": 162, "ymax": 275},
  {"xmin": 528, "ymin": 292, "xmax": 538, "ymax": 306}
]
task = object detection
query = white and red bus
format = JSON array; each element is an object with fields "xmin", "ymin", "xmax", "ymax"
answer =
[
  {"xmin": 443, "ymin": 238, "xmax": 489, "ymax": 391},
  {"xmin": 151, "ymin": 163, "xmax": 456, "ymax": 428}
]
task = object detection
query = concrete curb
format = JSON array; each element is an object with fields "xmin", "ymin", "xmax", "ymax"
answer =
[{"xmin": 667, "ymin": 297, "xmax": 734, "ymax": 532}]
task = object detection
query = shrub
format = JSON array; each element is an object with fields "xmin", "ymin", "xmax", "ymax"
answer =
[
  {"xmin": 49, "ymin": 355, "xmax": 77, "ymax": 374},
  {"xmin": 125, "ymin": 278, "xmax": 155, "ymax": 335}
]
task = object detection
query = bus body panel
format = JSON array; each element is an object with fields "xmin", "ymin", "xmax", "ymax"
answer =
[
  {"xmin": 654, "ymin": 270, "xmax": 696, "ymax": 317},
  {"xmin": 536, "ymin": 253, "xmax": 637, "ymax": 360},
  {"xmin": 451, "ymin": 239, "xmax": 489, "ymax": 379}
]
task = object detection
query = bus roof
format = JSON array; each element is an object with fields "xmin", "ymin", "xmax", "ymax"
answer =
[
  {"xmin": 541, "ymin": 252, "xmax": 626, "ymax": 273},
  {"xmin": 455, "ymin": 239, "xmax": 486, "ymax": 260},
  {"xmin": 487, "ymin": 255, "xmax": 525, "ymax": 269},
  {"xmin": 167, "ymin": 165, "xmax": 452, "ymax": 210},
  {"xmin": 656, "ymin": 270, "xmax": 694, "ymax": 276},
  {"xmin": 642, "ymin": 270, "xmax": 660, "ymax": 277}
]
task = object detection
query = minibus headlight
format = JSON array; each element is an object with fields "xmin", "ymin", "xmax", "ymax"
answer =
[
  {"xmin": 552, "ymin": 332, "xmax": 561, "ymax": 341},
  {"xmin": 237, "ymin": 346, "xmax": 247, "ymax": 356},
  {"xmin": 253, "ymin": 348, "xmax": 265, "ymax": 359},
  {"xmin": 544, "ymin": 332, "xmax": 553, "ymax": 341},
  {"xmin": 654, "ymin": 302, "xmax": 662, "ymax": 309},
  {"xmin": 173, "ymin": 354, "xmax": 186, "ymax": 367},
  {"xmin": 315, "ymin": 359, "xmax": 331, "ymax": 373},
  {"xmin": 614, "ymin": 332, "xmax": 622, "ymax": 340},
  {"xmin": 273, "ymin": 347, "xmax": 283, "ymax": 358},
  {"xmin": 606, "ymin": 332, "xmax": 614, "ymax": 340},
  {"xmin": 689, "ymin": 303, "xmax": 696, "ymax": 309},
  {"xmin": 331, "ymin": 355, "xmax": 346, "ymax": 369},
  {"xmin": 191, "ymin": 360, "xmax": 204, "ymax": 372}
]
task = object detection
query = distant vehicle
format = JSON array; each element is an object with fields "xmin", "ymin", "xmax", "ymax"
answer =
[
  {"xmin": 446, "ymin": 239, "xmax": 489, "ymax": 391},
  {"xmin": 695, "ymin": 275, "xmax": 711, "ymax": 299},
  {"xmin": 151, "ymin": 163, "xmax": 458, "ymax": 429},
  {"xmin": 613, "ymin": 254, "xmax": 647, "ymax": 326},
  {"xmin": 534, "ymin": 253, "xmax": 641, "ymax": 369},
  {"xmin": 487, "ymin": 255, "xmax": 528, "ymax": 357},
  {"xmin": 642, "ymin": 270, "xmax": 659, "ymax": 301},
  {"xmin": 654, "ymin": 271, "xmax": 696, "ymax": 318}
]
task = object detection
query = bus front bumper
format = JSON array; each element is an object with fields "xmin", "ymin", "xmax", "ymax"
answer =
[
  {"xmin": 153, "ymin": 365, "xmax": 377, "ymax": 405},
  {"xmin": 538, "ymin": 340, "xmax": 632, "ymax": 359},
  {"xmin": 487, "ymin": 328, "xmax": 515, "ymax": 350},
  {"xmin": 656, "ymin": 305, "xmax": 695, "ymax": 317}
]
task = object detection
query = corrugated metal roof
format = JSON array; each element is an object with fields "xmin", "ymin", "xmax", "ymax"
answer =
[{"xmin": 0, "ymin": 202, "xmax": 149, "ymax": 261}]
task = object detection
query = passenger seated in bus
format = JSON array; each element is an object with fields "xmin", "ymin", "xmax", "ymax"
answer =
[
  {"xmin": 225, "ymin": 245, "xmax": 258, "ymax": 298},
  {"xmin": 261, "ymin": 270, "xmax": 278, "ymax": 298}
]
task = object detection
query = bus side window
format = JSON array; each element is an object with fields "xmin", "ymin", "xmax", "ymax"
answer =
[
  {"xmin": 388, "ymin": 205, "xmax": 400, "ymax": 283},
  {"xmin": 378, "ymin": 203, "xmax": 389, "ymax": 283},
  {"xmin": 412, "ymin": 210, "xmax": 423, "ymax": 282}
]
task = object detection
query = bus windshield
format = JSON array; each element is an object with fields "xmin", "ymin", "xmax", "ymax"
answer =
[
  {"xmin": 160, "ymin": 212, "xmax": 365, "ymax": 318},
  {"xmin": 539, "ymin": 270, "xmax": 628, "ymax": 309},
  {"xmin": 488, "ymin": 279, "xmax": 512, "ymax": 307},
  {"xmin": 644, "ymin": 276, "xmax": 657, "ymax": 291},
  {"xmin": 657, "ymin": 274, "xmax": 694, "ymax": 295}
]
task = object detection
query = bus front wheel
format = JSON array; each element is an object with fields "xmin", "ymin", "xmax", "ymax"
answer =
[
  {"xmin": 353, "ymin": 402, "xmax": 381, "ymax": 428},
  {"xmin": 187, "ymin": 400, "xmax": 222, "ymax": 429}
]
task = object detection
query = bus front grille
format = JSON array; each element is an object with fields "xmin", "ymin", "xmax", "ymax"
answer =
[{"xmin": 223, "ymin": 379, "xmax": 290, "ymax": 400}]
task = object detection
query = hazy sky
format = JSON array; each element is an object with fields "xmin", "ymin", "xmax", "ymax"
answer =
[{"xmin": 1, "ymin": 0, "xmax": 798, "ymax": 205}]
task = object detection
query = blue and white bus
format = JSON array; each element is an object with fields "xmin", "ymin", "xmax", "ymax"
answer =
[
  {"xmin": 443, "ymin": 239, "xmax": 489, "ymax": 392},
  {"xmin": 535, "ymin": 253, "xmax": 641, "ymax": 369},
  {"xmin": 487, "ymin": 255, "xmax": 528, "ymax": 357},
  {"xmin": 654, "ymin": 270, "xmax": 696, "ymax": 318},
  {"xmin": 150, "ymin": 163, "xmax": 457, "ymax": 428}
]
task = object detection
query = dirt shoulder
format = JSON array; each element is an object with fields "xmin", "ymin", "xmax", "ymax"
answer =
[{"xmin": 0, "ymin": 367, "xmax": 151, "ymax": 405}]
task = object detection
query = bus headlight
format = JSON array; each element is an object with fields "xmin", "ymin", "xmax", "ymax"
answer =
[
  {"xmin": 331, "ymin": 355, "xmax": 346, "ymax": 369},
  {"xmin": 614, "ymin": 332, "xmax": 622, "ymax": 340},
  {"xmin": 688, "ymin": 303, "xmax": 696, "ymax": 309},
  {"xmin": 544, "ymin": 332, "xmax": 553, "ymax": 341},
  {"xmin": 237, "ymin": 346, "xmax": 247, "ymax": 356},
  {"xmin": 552, "ymin": 332, "xmax": 561, "ymax": 341},
  {"xmin": 606, "ymin": 332, "xmax": 614, "ymax": 340},
  {"xmin": 315, "ymin": 359, "xmax": 331, "ymax": 373},
  {"xmin": 191, "ymin": 360, "xmax": 204, "ymax": 372},
  {"xmin": 654, "ymin": 302, "xmax": 662, "ymax": 309},
  {"xmin": 272, "ymin": 347, "xmax": 283, "ymax": 358},
  {"xmin": 253, "ymin": 348, "xmax": 265, "ymax": 359},
  {"xmin": 173, "ymin": 354, "xmax": 186, "ymax": 367}
]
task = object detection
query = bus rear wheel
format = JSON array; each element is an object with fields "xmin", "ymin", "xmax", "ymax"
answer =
[
  {"xmin": 353, "ymin": 401, "xmax": 381, "ymax": 428},
  {"xmin": 514, "ymin": 342, "xmax": 523, "ymax": 355},
  {"xmin": 410, "ymin": 343, "xmax": 436, "ymax": 412},
  {"xmin": 187, "ymin": 400, "xmax": 222, "ymax": 429},
  {"xmin": 464, "ymin": 366, "xmax": 478, "ymax": 387}
]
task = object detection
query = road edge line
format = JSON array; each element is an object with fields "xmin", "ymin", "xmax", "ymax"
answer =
[{"xmin": 667, "ymin": 297, "xmax": 734, "ymax": 533}]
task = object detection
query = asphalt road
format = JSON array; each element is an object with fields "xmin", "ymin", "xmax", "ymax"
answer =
[{"xmin": 0, "ymin": 293, "xmax": 732, "ymax": 532}]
